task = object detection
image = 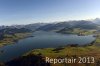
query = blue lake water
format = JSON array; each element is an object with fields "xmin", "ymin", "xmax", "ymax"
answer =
[{"xmin": 0, "ymin": 31, "xmax": 96, "ymax": 62}]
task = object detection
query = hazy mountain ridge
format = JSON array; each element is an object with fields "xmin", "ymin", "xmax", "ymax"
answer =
[
  {"xmin": 23, "ymin": 23, "xmax": 47, "ymax": 31},
  {"xmin": 0, "ymin": 19, "xmax": 99, "ymax": 32},
  {"xmin": 37, "ymin": 20, "xmax": 99, "ymax": 31},
  {"xmin": 92, "ymin": 18, "xmax": 100, "ymax": 25}
]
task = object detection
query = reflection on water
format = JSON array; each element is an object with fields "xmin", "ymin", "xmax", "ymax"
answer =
[{"xmin": 0, "ymin": 31, "xmax": 96, "ymax": 62}]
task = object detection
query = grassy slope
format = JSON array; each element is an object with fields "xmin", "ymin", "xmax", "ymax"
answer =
[
  {"xmin": 0, "ymin": 33, "xmax": 32, "ymax": 47},
  {"xmin": 0, "ymin": 29, "xmax": 99, "ymax": 66},
  {"xmin": 58, "ymin": 28, "xmax": 97, "ymax": 35},
  {"xmin": 24, "ymin": 30, "xmax": 100, "ymax": 66},
  {"xmin": 25, "ymin": 46, "xmax": 100, "ymax": 66}
]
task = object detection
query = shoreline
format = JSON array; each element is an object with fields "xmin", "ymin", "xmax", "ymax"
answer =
[{"xmin": 0, "ymin": 32, "xmax": 33, "ymax": 48}]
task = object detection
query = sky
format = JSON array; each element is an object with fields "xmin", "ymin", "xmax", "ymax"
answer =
[{"xmin": 0, "ymin": 0, "xmax": 100, "ymax": 25}]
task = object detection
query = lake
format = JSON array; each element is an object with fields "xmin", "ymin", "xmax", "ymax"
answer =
[{"xmin": 0, "ymin": 31, "xmax": 96, "ymax": 62}]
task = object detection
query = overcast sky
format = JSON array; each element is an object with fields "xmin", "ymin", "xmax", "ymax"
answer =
[{"xmin": 0, "ymin": 0, "xmax": 100, "ymax": 25}]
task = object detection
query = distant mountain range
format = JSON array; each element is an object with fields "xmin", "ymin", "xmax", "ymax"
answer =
[
  {"xmin": 0, "ymin": 19, "xmax": 100, "ymax": 32},
  {"xmin": 37, "ymin": 20, "xmax": 98, "ymax": 31},
  {"xmin": 92, "ymin": 18, "xmax": 100, "ymax": 25}
]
